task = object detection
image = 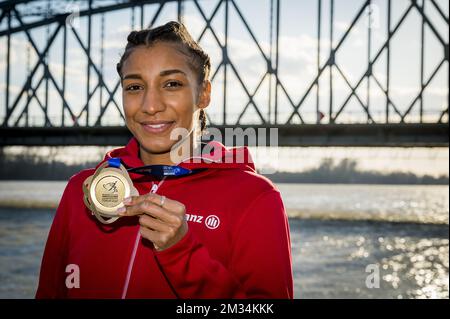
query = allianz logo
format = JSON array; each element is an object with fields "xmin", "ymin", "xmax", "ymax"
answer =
[{"xmin": 185, "ymin": 213, "xmax": 221, "ymax": 230}]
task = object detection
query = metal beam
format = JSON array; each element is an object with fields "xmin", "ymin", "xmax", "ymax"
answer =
[
  {"xmin": 1, "ymin": 124, "xmax": 447, "ymax": 147},
  {"xmin": 0, "ymin": 0, "xmax": 178, "ymax": 36}
]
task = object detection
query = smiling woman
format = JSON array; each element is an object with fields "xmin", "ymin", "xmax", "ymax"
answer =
[
  {"xmin": 116, "ymin": 25, "xmax": 211, "ymax": 163},
  {"xmin": 35, "ymin": 21, "xmax": 293, "ymax": 299}
]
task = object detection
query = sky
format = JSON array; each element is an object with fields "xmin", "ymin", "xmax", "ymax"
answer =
[{"xmin": 0, "ymin": 0, "xmax": 448, "ymax": 176}]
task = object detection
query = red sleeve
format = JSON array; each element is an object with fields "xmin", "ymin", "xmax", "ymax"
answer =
[
  {"xmin": 154, "ymin": 190, "xmax": 294, "ymax": 299},
  {"xmin": 35, "ymin": 180, "xmax": 73, "ymax": 298}
]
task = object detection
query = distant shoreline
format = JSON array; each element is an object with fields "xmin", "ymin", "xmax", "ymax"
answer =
[
  {"xmin": 1, "ymin": 155, "xmax": 447, "ymax": 185},
  {"xmin": 0, "ymin": 177, "xmax": 448, "ymax": 186},
  {"xmin": 0, "ymin": 176, "xmax": 450, "ymax": 186},
  {"xmin": 0, "ymin": 179, "xmax": 448, "ymax": 187}
]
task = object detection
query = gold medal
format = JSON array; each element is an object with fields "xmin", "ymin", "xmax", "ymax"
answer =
[{"xmin": 83, "ymin": 161, "xmax": 138, "ymax": 224}]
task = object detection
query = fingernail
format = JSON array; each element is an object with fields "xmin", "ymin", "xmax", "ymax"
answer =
[
  {"xmin": 123, "ymin": 197, "xmax": 132, "ymax": 205},
  {"xmin": 117, "ymin": 206, "xmax": 126, "ymax": 215}
]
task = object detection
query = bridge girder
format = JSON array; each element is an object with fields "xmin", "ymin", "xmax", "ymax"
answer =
[
  {"xmin": 0, "ymin": 123, "xmax": 447, "ymax": 147},
  {"xmin": 0, "ymin": 0, "xmax": 448, "ymax": 147}
]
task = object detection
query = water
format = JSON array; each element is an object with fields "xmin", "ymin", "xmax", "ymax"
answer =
[
  {"xmin": 292, "ymin": 219, "xmax": 448, "ymax": 298},
  {"xmin": 0, "ymin": 181, "xmax": 67, "ymax": 209},
  {"xmin": 277, "ymin": 183, "xmax": 449, "ymax": 225},
  {"xmin": 0, "ymin": 181, "xmax": 448, "ymax": 298},
  {"xmin": 1, "ymin": 181, "xmax": 449, "ymax": 224},
  {"xmin": 0, "ymin": 208, "xmax": 53, "ymax": 298}
]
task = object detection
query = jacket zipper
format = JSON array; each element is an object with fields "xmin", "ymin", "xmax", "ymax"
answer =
[{"xmin": 121, "ymin": 177, "xmax": 167, "ymax": 299}]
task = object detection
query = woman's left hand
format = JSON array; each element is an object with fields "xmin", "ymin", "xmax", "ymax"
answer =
[{"xmin": 117, "ymin": 193, "xmax": 188, "ymax": 251}]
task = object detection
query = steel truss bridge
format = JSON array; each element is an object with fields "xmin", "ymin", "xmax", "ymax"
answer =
[{"xmin": 0, "ymin": 0, "xmax": 448, "ymax": 146}]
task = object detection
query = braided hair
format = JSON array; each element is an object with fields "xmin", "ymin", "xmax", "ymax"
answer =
[{"xmin": 116, "ymin": 21, "xmax": 211, "ymax": 132}]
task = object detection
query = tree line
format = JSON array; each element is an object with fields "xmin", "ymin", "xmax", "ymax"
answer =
[{"xmin": 0, "ymin": 148, "xmax": 447, "ymax": 185}]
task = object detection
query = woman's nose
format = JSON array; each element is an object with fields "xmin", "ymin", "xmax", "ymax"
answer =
[{"xmin": 141, "ymin": 89, "xmax": 165, "ymax": 114}]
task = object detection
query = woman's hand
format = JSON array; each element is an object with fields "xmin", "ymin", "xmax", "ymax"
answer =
[{"xmin": 117, "ymin": 193, "xmax": 188, "ymax": 251}]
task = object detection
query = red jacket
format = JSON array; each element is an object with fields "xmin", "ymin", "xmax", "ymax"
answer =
[{"xmin": 36, "ymin": 138, "xmax": 293, "ymax": 298}]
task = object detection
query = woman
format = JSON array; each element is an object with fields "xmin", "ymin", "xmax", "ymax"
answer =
[{"xmin": 36, "ymin": 21, "xmax": 293, "ymax": 299}]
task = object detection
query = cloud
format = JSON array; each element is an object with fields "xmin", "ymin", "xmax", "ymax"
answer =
[
  {"xmin": 390, "ymin": 86, "xmax": 448, "ymax": 97},
  {"xmin": 48, "ymin": 61, "xmax": 84, "ymax": 78}
]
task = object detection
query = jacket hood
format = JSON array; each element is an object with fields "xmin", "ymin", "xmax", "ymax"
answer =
[{"xmin": 101, "ymin": 137, "xmax": 256, "ymax": 174}]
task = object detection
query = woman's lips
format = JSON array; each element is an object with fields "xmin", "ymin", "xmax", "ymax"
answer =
[{"xmin": 141, "ymin": 121, "xmax": 175, "ymax": 134}]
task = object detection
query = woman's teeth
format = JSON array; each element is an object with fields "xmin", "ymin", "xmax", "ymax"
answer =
[
  {"xmin": 141, "ymin": 121, "xmax": 174, "ymax": 134},
  {"xmin": 148, "ymin": 124, "xmax": 166, "ymax": 128}
]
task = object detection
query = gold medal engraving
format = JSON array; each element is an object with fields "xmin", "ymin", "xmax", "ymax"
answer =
[
  {"xmin": 83, "ymin": 161, "xmax": 138, "ymax": 224},
  {"xmin": 95, "ymin": 175, "xmax": 125, "ymax": 207}
]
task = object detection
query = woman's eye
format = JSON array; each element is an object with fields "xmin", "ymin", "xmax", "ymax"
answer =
[
  {"xmin": 164, "ymin": 81, "xmax": 182, "ymax": 88},
  {"xmin": 125, "ymin": 84, "xmax": 142, "ymax": 91}
]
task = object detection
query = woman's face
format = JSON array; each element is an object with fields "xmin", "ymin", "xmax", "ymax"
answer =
[{"xmin": 121, "ymin": 42, "xmax": 210, "ymax": 157}]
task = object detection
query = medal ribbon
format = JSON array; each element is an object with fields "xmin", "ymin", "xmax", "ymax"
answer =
[{"xmin": 107, "ymin": 158, "xmax": 204, "ymax": 178}]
